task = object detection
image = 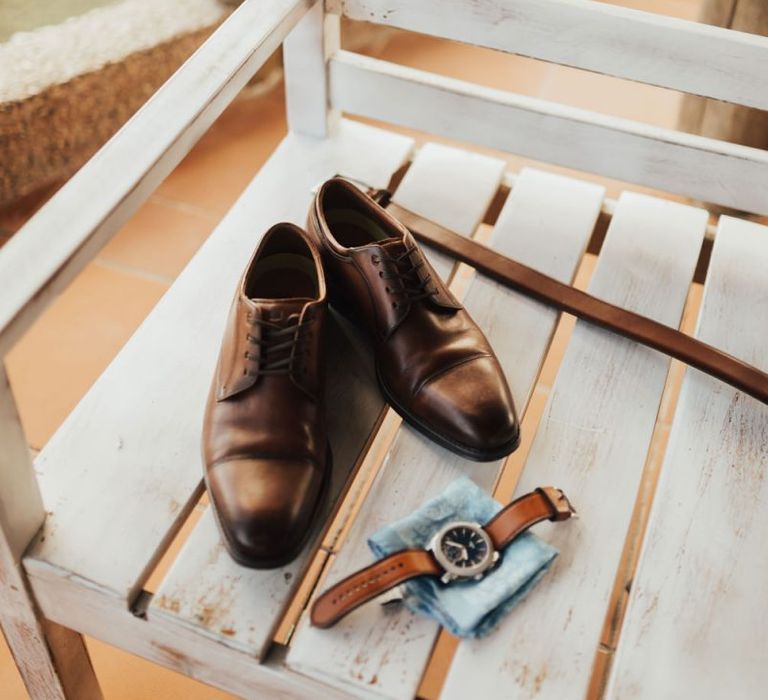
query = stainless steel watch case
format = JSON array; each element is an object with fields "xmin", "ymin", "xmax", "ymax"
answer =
[{"xmin": 428, "ymin": 520, "xmax": 500, "ymax": 584}]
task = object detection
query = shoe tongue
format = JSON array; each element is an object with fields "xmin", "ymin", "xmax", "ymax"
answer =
[{"xmin": 251, "ymin": 297, "xmax": 311, "ymax": 323}]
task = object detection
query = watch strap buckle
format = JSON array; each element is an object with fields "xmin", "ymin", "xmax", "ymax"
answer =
[{"xmin": 538, "ymin": 486, "xmax": 578, "ymax": 521}]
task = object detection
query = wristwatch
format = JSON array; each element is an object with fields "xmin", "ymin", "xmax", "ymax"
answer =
[{"xmin": 311, "ymin": 486, "xmax": 576, "ymax": 628}]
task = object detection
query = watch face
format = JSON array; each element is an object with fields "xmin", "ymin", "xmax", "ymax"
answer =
[
  {"xmin": 430, "ymin": 521, "xmax": 496, "ymax": 580},
  {"xmin": 440, "ymin": 525, "xmax": 488, "ymax": 568}
]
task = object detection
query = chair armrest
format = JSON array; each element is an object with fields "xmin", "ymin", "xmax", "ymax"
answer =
[{"xmin": 0, "ymin": 0, "xmax": 312, "ymax": 358}]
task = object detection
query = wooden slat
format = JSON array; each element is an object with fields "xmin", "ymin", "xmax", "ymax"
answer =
[
  {"xmin": 28, "ymin": 565, "xmax": 357, "ymax": 700},
  {"xmin": 23, "ymin": 120, "xmax": 414, "ymax": 613},
  {"xmin": 440, "ymin": 192, "xmax": 707, "ymax": 700},
  {"xmin": 0, "ymin": 0, "xmax": 310, "ymax": 358},
  {"xmin": 284, "ymin": 1, "xmax": 341, "ymax": 136},
  {"xmin": 330, "ymin": 51, "xmax": 768, "ymax": 216},
  {"xmin": 605, "ymin": 216, "xmax": 768, "ymax": 700},
  {"xmin": 287, "ymin": 166, "xmax": 605, "ymax": 698},
  {"xmin": 0, "ymin": 364, "xmax": 43, "ymax": 561},
  {"xmin": 0, "ymin": 364, "xmax": 101, "ymax": 699},
  {"xmin": 341, "ymin": 0, "xmax": 768, "ymax": 110}
]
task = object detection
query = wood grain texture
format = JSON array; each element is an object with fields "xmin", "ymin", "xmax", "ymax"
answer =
[
  {"xmin": 0, "ymin": 559, "xmax": 102, "ymax": 700},
  {"xmin": 330, "ymin": 51, "xmax": 768, "ymax": 215},
  {"xmin": 441, "ymin": 192, "xmax": 707, "ymax": 700},
  {"xmin": 341, "ymin": 0, "xmax": 768, "ymax": 110},
  {"xmin": 284, "ymin": 1, "xmax": 341, "ymax": 137},
  {"xmin": 27, "ymin": 562, "xmax": 356, "ymax": 700},
  {"xmin": 23, "ymin": 120, "xmax": 413, "ymax": 610},
  {"xmin": 605, "ymin": 216, "xmax": 768, "ymax": 700},
  {"xmin": 0, "ymin": 0, "xmax": 312, "ymax": 358},
  {"xmin": 147, "ymin": 122, "xmax": 415, "ymax": 660},
  {"xmin": 287, "ymin": 166, "xmax": 604, "ymax": 699}
]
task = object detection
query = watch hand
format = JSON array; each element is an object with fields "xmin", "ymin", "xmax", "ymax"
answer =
[{"xmin": 444, "ymin": 540, "xmax": 463, "ymax": 549}]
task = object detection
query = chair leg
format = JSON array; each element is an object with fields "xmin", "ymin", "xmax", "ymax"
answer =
[
  {"xmin": 0, "ymin": 365, "xmax": 102, "ymax": 699},
  {"xmin": 0, "ymin": 552, "xmax": 102, "ymax": 700}
]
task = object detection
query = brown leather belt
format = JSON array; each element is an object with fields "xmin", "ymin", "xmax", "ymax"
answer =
[{"xmin": 369, "ymin": 190, "xmax": 768, "ymax": 405}]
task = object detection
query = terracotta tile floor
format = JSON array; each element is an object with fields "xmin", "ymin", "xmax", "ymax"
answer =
[{"xmin": 2, "ymin": 1, "xmax": 706, "ymax": 696}]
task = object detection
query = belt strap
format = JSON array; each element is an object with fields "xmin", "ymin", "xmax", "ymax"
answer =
[{"xmin": 374, "ymin": 192, "xmax": 768, "ymax": 405}]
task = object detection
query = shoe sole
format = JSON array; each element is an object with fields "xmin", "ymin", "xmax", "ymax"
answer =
[{"xmin": 204, "ymin": 446, "xmax": 333, "ymax": 569}]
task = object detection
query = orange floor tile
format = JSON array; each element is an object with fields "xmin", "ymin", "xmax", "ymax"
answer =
[
  {"xmin": 2, "ymin": 1, "xmax": 706, "ymax": 696},
  {"xmin": 154, "ymin": 86, "xmax": 288, "ymax": 217},
  {"xmin": 6, "ymin": 263, "xmax": 168, "ymax": 450},
  {"xmin": 98, "ymin": 198, "xmax": 218, "ymax": 282}
]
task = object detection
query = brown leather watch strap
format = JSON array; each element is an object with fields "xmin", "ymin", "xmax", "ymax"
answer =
[
  {"xmin": 377, "ymin": 196, "xmax": 768, "ymax": 406},
  {"xmin": 485, "ymin": 486, "xmax": 576, "ymax": 550},
  {"xmin": 311, "ymin": 487, "xmax": 577, "ymax": 628},
  {"xmin": 311, "ymin": 549, "xmax": 441, "ymax": 628}
]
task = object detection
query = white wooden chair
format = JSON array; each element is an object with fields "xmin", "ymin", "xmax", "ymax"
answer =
[{"xmin": 1, "ymin": 1, "xmax": 767, "ymax": 698}]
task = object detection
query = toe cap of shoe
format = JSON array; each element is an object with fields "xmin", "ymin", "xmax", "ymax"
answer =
[
  {"xmin": 413, "ymin": 355, "xmax": 519, "ymax": 460},
  {"xmin": 206, "ymin": 457, "xmax": 324, "ymax": 566}
]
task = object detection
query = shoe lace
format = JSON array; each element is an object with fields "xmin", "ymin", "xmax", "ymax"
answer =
[
  {"xmin": 376, "ymin": 245, "xmax": 438, "ymax": 308},
  {"xmin": 244, "ymin": 314, "xmax": 310, "ymax": 376}
]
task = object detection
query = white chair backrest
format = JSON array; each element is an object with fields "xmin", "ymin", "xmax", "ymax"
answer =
[{"xmin": 313, "ymin": 0, "xmax": 768, "ymax": 215}]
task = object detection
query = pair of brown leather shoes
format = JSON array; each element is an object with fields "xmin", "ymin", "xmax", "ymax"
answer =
[{"xmin": 203, "ymin": 178, "xmax": 520, "ymax": 568}]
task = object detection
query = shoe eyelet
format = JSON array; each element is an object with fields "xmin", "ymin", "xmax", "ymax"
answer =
[
  {"xmin": 378, "ymin": 271, "xmax": 383, "ymax": 278},
  {"xmin": 371, "ymin": 254, "xmax": 380, "ymax": 265},
  {"xmin": 392, "ymin": 302, "xmax": 398, "ymax": 309},
  {"xmin": 385, "ymin": 286, "xmax": 390, "ymax": 293}
]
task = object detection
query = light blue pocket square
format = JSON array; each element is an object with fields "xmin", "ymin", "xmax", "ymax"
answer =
[{"xmin": 368, "ymin": 476, "xmax": 558, "ymax": 638}]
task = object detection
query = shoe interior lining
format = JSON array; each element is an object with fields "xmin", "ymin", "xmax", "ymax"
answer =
[
  {"xmin": 323, "ymin": 182, "xmax": 400, "ymax": 247},
  {"xmin": 247, "ymin": 228, "xmax": 319, "ymax": 299},
  {"xmin": 248, "ymin": 253, "xmax": 318, "ymax": 300}
]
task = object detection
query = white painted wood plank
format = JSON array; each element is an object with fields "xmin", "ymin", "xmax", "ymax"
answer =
[
  {"xmin": 342, "ymin": 0, "xmax": 768, "ymax": 110},
  {"xmin": 330, "ymin": 51, "xmax": 768, "ymax": 216},
  {"xmin": 441, "ymin": 192, "xmax": 707, "ymax": 700},
  {"xmin": 606, "ymin": 216, "xmax": 768, "ymax": 700},
  {"xmin": 27, "ymin": 563, "xmax": 357, "ymax": 700},
  {"xmin": 287, "ymin": 167, "xmax": 605, "ymax": 698},
  {"xmin": 284, "ymin": 1, "xmax": 341, "ymax": 136},
  {"xmin": 0, "ymin": 0, "xmax": 311, "ymax": 357},
  {"xmin": 23, "ymin": 120, "xmax": 414, "ymax": 609},
  {"xmin": 0, "ymin": 364, "xmax": 100, "ymax": 699},
  {"xmin": 0, "ymin": 364, "xmax": 44, "ymax": 561},
  {"xmin": 0, "ymin": 557, "xmax": 101, "ymax": 700}
]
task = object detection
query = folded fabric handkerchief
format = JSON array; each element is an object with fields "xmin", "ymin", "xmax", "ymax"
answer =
[{"xmin": 368, "ymin": 476, "xmax": 558, "ymax": 638}]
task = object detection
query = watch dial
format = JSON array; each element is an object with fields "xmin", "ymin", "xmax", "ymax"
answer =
[{"xmin": 440, "ymin": 526, "xmax": 489, "ymax": 569}]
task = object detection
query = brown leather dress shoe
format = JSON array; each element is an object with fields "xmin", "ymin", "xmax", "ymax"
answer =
[
  {"xmin": 308, "ymin": 177, "xmax": 520, "ymax": 462},
  {"xmin": 202, "ymin": 223, "xmax": 330, "ymax": 568}
]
